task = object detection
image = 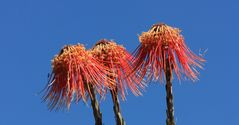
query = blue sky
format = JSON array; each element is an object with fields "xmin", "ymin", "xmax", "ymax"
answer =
[{"xmin": 0, "ymin": 0, "xmax": 238, "ymax": 125}]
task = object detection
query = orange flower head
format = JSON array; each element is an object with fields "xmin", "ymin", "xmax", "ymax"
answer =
[
  {"xmin": 133, "ymin": 23, "xmax": 205, "ymax": 81},
  {"xmin": 43, "ymin": 44, "xmax": 107, "ymax": 110},
  {"xmin": 90, "ymin": 39, "xmax": 144, "ymax": 100}
]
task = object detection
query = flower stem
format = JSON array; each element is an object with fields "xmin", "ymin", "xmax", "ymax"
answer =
[
  {"xmin": 110, "ymin": 89, "xmax": 126, "ymax": 125},
  {"xmin": 165, "ymin": 58, "xmax": 175, "ymax": 125},
  {"xmin": 89, "ymin": 84, "xmax": 103, "ymax": 125}
]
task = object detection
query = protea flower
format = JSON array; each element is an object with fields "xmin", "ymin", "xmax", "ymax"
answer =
[
  {"xmin": 132, "ymin": 23, "xmax": 205, "ymax": 125},
  {"xmin": 90, "ymin": 39, "xmax": 144, "ymax": 125},
  {"xmin": 43, "ymin": 44, "xmax": 107, "ymax": 125}
]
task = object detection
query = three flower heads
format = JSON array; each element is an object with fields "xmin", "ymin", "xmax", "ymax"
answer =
[
  {"xmin": 43, "ymin": 40, "xmax": 144, "ymax": 110},
  {"xmin": 42, "ymin": 23, "xmax": 206, "ymax": 110}
]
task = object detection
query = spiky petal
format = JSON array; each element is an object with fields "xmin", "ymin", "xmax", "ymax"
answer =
[
  {"xmin": 133, "ymin": 23, "xmax": 205, "ymax": 81},
  {"xmin": 90, "ymin": 39, "xmax": 144, "ymax": 100},
  {"xmin": 43, "ymin": 44, "xmax": 107, "ymax": 110}
]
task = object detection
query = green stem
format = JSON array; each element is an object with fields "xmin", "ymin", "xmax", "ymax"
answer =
[
  {"xmin": 165, "ymin": 58, "xmax": 175, "ymax": 125},
  {"xmin": 89, "ymin": 84, "xmax": 103, "ymax": 125},
  {"xmin": 110, "ymin": 89, "xmax": 126, "ymax": 125}
]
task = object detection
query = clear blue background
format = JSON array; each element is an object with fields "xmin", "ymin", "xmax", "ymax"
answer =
[{"xmin": 0, "ymin": 0, "xmax": 238, "ymax": 125}]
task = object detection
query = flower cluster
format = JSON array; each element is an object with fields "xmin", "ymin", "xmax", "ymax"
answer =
[
  {"xmin": 43, "ymin": 44, "xmax": 108, "ymax": 110},
  {"xmin": 133, "ymin": 23, "xmax": 205, "ymax": 81},
  {"xmin": 90, "ymin": 39, "xmax": 144, "ymax": 99}
]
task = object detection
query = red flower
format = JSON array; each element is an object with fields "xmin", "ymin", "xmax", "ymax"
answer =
[
  {"xmin": 133, "ymin": 23, "xmax": 205, "ymax": 81},
  {"xmin": 90, "ymin": 39, "xmax": 144, "ymax": 100},
  {"xmin": 43, "ymin": 44, "xmax": 107, "ymax": 110}
]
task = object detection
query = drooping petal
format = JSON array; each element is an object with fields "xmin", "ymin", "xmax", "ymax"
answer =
[
  {"xmin": 90, "ymin": 39, "xmax": 145, "ymax": 100},
  {"xmin": 43, "ymin": 44, "xmax": 108, "ymax": 111},
  {"xmin": 132, "ymin": 23, "xmax": 205, "ymax": 82}
]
